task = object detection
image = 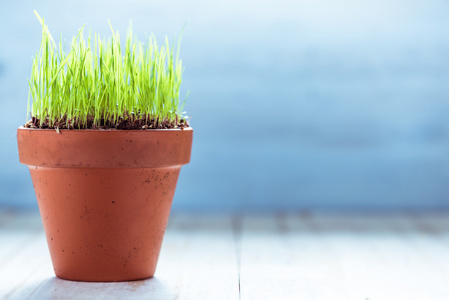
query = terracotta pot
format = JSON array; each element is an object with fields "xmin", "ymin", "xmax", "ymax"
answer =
[{"xmin": 17, "ymin": 127, "xmax": 193, "ymax": 282}]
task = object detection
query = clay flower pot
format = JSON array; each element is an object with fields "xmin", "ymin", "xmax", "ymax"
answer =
[{"xmin": 17, "ymin": 127, "xmax": 193, "ymax": 282}]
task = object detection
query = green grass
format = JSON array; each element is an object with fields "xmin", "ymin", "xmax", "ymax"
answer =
[{"xmin": 26, "ymin": 10, "xmax": 188, "ymax": 130}]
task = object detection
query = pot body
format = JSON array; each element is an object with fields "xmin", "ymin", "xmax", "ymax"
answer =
[{"xmin": 17, "ymin": 128, "xmax": 193, "ymax": 282}]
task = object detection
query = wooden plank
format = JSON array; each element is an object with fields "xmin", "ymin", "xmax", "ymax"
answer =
[
  {"xmin": 0, "ymin": 210, "xmax": 45, "ymax": 269},
  {"xmin": 239, "ymin": 213, "xmax": 350, "ymax": 300},
  {"xmin": 308, "ymin": 213, "xmax": 411, "ymax": 300},
  {"xmin": 310, "ymin": 213, "xmax": 449, "ymax": 300},
  {"xmin": 3, "ymin": 213, "xmax": 239, "ymax": 300},
  {"xmin": 161, "ymin": 213, "xmax": 239, "ymax": 300},
  {"xmin": 0, "ymin": 231, "xmax": 52, "ymax": 299}
]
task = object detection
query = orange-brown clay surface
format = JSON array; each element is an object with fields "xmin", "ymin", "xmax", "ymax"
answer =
[{"xmin": 17, "ymin": 128, "xmax": 193, "ymax": 282}]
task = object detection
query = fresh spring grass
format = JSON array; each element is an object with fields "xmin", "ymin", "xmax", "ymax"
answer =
[{"xmin": 27, "ymin": 11, "xmax": 188, "ymax": 129}]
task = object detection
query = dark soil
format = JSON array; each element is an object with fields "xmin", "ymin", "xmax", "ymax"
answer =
[{"xmin": 24, "ymin": 115, "xmax": 189, "ymax": 130}]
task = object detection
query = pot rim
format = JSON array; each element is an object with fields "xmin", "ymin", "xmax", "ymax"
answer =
[{"xmin": 17, "ymin": 126, "xmax": 193, "ymax": 168}]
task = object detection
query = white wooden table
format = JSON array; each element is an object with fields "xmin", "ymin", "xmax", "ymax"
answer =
[{"xmin": 1, "ymin": 210, "xmax": 449, "ymax": 300}]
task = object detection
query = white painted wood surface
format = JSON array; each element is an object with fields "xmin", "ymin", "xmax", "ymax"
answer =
[{"xmin": 1, "ymin": 210, "xmax": 449, "ymax": 300}]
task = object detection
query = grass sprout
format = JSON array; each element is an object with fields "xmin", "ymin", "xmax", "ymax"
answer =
[{"xmin": 26, "ymin": 10, "xmax": 188, "ymax": 130}]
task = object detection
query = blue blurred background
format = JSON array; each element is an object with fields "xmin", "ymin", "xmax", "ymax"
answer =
[{"xmin": 1, "ymin": 0, "xmax": 449, "ymax": 211}]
